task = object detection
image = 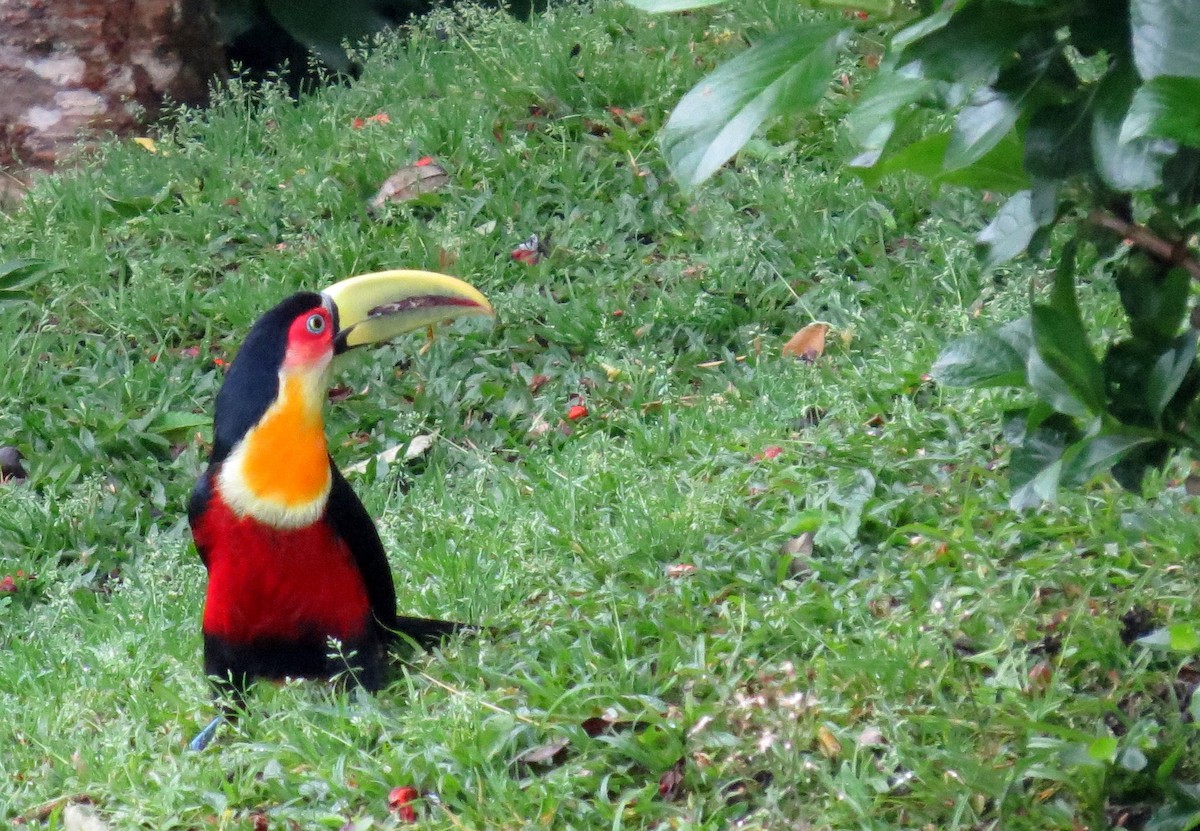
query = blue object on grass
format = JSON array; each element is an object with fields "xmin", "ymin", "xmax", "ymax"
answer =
[{"xmin": 188, "ymin": 715, "xmax": 224, "ymax": 751}]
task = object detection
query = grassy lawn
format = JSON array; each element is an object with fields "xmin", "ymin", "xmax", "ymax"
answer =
[{"xmin": 2, "ymin": 2, "xmax": 1198, "ymax": 828}]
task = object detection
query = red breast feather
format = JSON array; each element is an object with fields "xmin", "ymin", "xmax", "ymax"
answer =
[{"xmin": 196, "ymin": 486, "xmax": 371, "ymax": 645}]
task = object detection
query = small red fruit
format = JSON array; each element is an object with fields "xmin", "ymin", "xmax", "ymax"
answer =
[{"xmin": 388, "ymin": 786, "xmax": 419, "ymax": 823}]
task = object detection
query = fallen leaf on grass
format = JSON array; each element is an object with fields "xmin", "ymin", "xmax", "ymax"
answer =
[
  {"xmin": 666, "ymin": 563, "xmax": 697, "ymax": 579},
  {"xmin": 528, "ymin": 413, "xmax": 552, "ymax": 438},
  {"xmin": 0, "ymin": 445, "xmax": 27, "ymax": 482},
  {"xmin": 781, "ymin": 322, "xmax": 830, "ymax": 362},
  {"xmin": 1026, "ymin": 660, "xmax": 1054, "ymax": 692},
  {"xmin": 511, "ymin": 737, "xmax": 571, "ymax": 775},
  {"xmin": 327, "ymin": 384, "xmax": 354, "ymax": 402},
  {"xmin": 816, "ymin": 725, "xmax": 841, "ymax": 758},
  {"xmin": 580, "ymin": 712, "xmax": 650, "ymax": 738},
  {"xmin": 780, "ymin": 531, "xmax": 814, "ymax": 581},
  {"xmin": 369, "ymin": 161, "xmax": 450, "ymax": 209},
  {"xmin": 857, "ymin": 726, "xmax": 886, "ymax": 748},
  {"xmin": 344, "ymin": 434, "xmax": 436, "ymax": 474},
  {"xmin": 658, "ymin": 757, "xmax": 687, "ymax": 800}
]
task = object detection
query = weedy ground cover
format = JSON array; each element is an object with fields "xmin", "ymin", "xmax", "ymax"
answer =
[{"xmin": 0, "ymin": 2, "xmax": 1196, "ymax": 829}]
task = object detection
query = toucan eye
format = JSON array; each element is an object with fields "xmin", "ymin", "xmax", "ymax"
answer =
[{"xmin": 306, "ymin": 313, "xmax": 326, "ymax": 335}]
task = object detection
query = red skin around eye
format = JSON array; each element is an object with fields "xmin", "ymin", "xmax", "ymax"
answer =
[{"xmin": 284, "ymin": 308, "xmax": 334, "ymax": 368}]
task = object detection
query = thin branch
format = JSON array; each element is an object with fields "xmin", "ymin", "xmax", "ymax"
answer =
[{"xmin": 1087, "ymin": 208, "xmax": 1200, "ymax": 281}]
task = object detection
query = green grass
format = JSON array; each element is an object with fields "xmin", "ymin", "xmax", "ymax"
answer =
[{"xmin": 1, "ymin": 2, "xmax": 1198, "ymax": 829}]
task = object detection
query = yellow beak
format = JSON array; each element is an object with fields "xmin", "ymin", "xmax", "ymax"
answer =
[{"xmin": 322, "ymin": 269, "xmax": 494, "ymax": 353}]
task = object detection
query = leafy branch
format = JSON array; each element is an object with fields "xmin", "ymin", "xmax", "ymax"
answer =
[
  {"xmin": 628, "ymin": 0, "xmax": 1200, "ymax": 508},
  {"xmin": 1088, "ymin": 209, "xmax": 1200, "ymax": 281}
]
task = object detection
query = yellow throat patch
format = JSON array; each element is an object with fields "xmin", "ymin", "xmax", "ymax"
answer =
[{"xmin": 217, "ymin": 369, "xmax": 333, "ymax": 528}]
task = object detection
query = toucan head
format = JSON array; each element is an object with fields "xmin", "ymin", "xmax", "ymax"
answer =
[{"xmin": 209, "ymin": 270, "xmax": 492, "ymax": 528}]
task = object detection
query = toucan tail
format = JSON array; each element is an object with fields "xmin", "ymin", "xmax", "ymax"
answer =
[{"xmin": 389, "ymin": 614, "xmax": 478, "ymax": 648}]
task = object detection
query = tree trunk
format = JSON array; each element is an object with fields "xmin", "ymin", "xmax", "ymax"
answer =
[{"xmin": 0, "ymin": 0, "xmax": 225, "ymax": 177}]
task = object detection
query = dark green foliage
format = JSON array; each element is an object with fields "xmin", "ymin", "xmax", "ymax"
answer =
[{"xmin": 630, "ymin": 0, "xmax": 1200, "ymax": 503}]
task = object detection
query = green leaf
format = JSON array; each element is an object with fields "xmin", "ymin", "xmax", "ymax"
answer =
[
  {"xmin": 1122, "ymin": 76, "xmax": 1200, "ymax": 147},
  {"xmin": 890, "ymin": 9, "xmax": 953, "ymax": 53},
  {"xmin": 1116, "ymin": 262, "xmax": 1191, "ymax": 344},
  {"xmin": 997, "ymin": 316, "xmax": 1035, "ymax": 360},
  {"xmin": 0, "ymin": 259, "xmax": 52, "ymax": 295},
  {"xmin": 1092, "ymin": 62, "xmax": 1171, "ymax": 190},
  {"xmin": 1147, "ymin": 331, "xmax": 1198, "ymax": 419},
  {"xmin": 102, "ymin": 182, "xmax": 174, "ymax": 217},
  {"xmin": 899, "ymin": 3, "xmax": 1031, "ymax": 86},
  {"xmin": 1138, "ymin": 624, "xmax": 1200, "ymax": 653},
  {"xmin": 1061, "ymin": 430, "xmax": 1153, "ymax": 487},
  {"xmin": 1048, "ymin": 240, "xmax": 1081, "ymax": 326},
  {"xmin": 932, "ymin": 332, "xmax": 1026, "ymax": 388},
  {"xmin": 1027, "ymin": 348, "xmax": 1092, "ymax": 420},
  {"xmin": 1009, "ymin": 417, "xmax": 1074, "ymax": 509},
  {"xmin": 945, "ymin": 90, "xmax": 1020, "ymax": 171},
  {"xmin": 1024, "ymin": 103, "xmax": 1093, "ymax": 181},
  {"xmin": 812, "ymin": 0, "xmax": 894, "ymax": 14},
  {"xmin": 661, "ymin": 25, "xmax": 849, "ymax": 190},
  {"xmin": 1088, "ymin": 736, "xmax": 1119, "ymax": 763},
  {"xmin": 622, "ymin": 0, "xmax": 725, "ymax": 10},
  {"xmin": 148, "ymin": 411, "xmax": 213, "ymax": 438},
  {"xmin": 856, "ymin": 130, "xmax": 1029, "ymax": 192},
  {"xmin": 1130, "ymin": 0, "xmax": 1200, "ymax": 80},
  {"xmin": 845, "ymin": 68, "xmax": 934, "ymax": 166},
  {"xmin": 977, "ymin": 191, "xmax": 1037, "ymax": 267},
  {"xmin": 1030, "ymin": 300, "xmax": 1106, "ymax": 418}
]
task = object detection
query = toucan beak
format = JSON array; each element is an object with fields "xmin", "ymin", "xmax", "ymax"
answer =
[{"xmin": 322, "ymin": 270, "xmax": 494, "ymax": 354}]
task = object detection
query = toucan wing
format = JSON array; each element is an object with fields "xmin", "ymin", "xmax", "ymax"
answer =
[
  {"xmin": 325, "ymin": 463, "xmax": 468, "ymax": 646},
  {"xmin": 188, "ymin": 472, "xmax": 214, "ymax": 569}
]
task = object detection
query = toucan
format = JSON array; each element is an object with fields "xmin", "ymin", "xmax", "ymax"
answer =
[{"xmin": 187, "ymin": 270, "xmax": 493, "ymax": 750}]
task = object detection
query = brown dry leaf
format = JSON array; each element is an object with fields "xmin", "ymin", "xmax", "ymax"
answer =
[
  {"xmin": 580, "ymin": 712, "xmax": 649, "ymax": 738},
  {"xmin": 369, "ymin": 162, "xmax": 450, "ymax": 209},
  {"xmin": 658, "ymin": 757, "xmax": 687, "ymax": 800},
  {"xmin": 1027, "ymin": 660, "xmax": 1053, "ymax": 692},
  {"xmin": 781, "ymin": 531, "xmax": 815, "ymax": 581},
  {"xmin": 782, "ymin": 322, "xmax": 831, "ymax": 362},
  {"xmin": 344, "ymin": 434, "xmax": 436, "ymax": 474},
  {"xmin": 780, "ymin": 532, "xmax": 814, "ymax": 558},
  {"xmin": 527, "ymin": 413, "xmax": 552, "ymax": 438},
  {"xmin": 0, "ymin": 446, "xmax": 27, "ymax": 482},
  {"xmin": 856, "ymin": 726, "xmax": 886, "ymax": 748},
  {"xmin": 511, "ymin": 737, "xmax": 571, "ymax": 774},
  {"xmin": 666, "ymin": 563, "xmax": 698, "ymax": 579},
  {"xmin": 816, "ymin": 725, "xmax": 841, "ymax": 758}
]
